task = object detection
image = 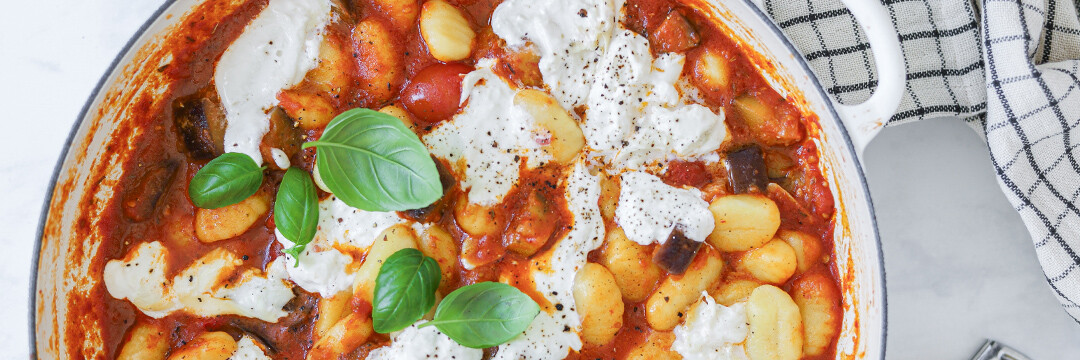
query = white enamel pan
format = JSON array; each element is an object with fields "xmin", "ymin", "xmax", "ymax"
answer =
[{"xmin": 32, "ymin": 0, "xmax": 904, "ymax": 358}]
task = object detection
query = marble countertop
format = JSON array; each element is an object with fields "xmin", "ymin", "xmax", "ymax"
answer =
[{"xmin": 2, "ymin": 0, "xmax": 1077, "ymax": 358}]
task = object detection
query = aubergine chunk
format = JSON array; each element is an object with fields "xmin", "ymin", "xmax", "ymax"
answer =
[
  {"xmin": 649, "ymin": 10, "xmax": 700, "ymax": 54},
  {"xmin": 259, "ymin": 107, "xmax": 303, "ymax": 170},
  {"xmin": 121, "ymin": 161, "xmax": 179, "ymax": 222},
  {"xmin": 653, "ymin": 229, "xmax": 703, "ymax": 275},
  {"xmin": 726, "ymin": 145, "xmax": 769, "ymax": 194},
  {"xmin": 172, "ymin": 88, "xmax": 227, "ymax": 159}
]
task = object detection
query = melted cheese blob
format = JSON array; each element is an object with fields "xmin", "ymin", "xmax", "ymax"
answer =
[
  {"xmin": 423, "ymin": 60, "xmax": 552, "ymax": 206},
  {"xmin": 615, "ymin": 171, "xmax": 714, "ymax": 245},
  {"xmin": 367, "ymin": 321, "xmax": 483, "ymax": 360},
  {"xmin": 491, "ymin": 0, "xmax": 619, "ymax": 109},
  {"xmin": 215, "ymin": 0, "xmax": 331, "ymax": 164},
  {"xmin": 229, "ymin": 336, "xmax": 272, "ymax": 360},
  {"xmin": 672, "ymin": 293, "xmax": 750, "ymax": 360},
  {"xmin": 103, "ymin": 242, "xmax": 294, "ymax": 322},
  {"xmin": 276, "ymin": 195, "xmax": 408, "ymax": 296}
]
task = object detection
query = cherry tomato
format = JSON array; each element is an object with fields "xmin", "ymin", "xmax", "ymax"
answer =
[
  {"xmin": 402, "ymin": 63, "xmax": 473, "ymax": 124},
  {"xmin": 663, "ymin": 161, "xmax": 711, "ymax": 188}
]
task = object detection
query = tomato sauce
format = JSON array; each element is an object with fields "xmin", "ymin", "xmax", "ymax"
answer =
[{"xmin": 90, "ymin": 0, "xmax": 843, "ymax": 358}]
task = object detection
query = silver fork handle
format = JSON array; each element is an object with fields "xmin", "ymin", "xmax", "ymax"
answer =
[{"xmin": 971, "ymin": 340, "xmax": 1034, "ymax": 360}]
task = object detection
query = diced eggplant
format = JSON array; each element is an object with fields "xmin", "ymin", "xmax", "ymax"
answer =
[
  {"xmin": 649, "ymin": 10, "xmax": 700, "ymax": 53},
  {"xmin": 172, "ymin": 88, "xmax": 227, "ymax": 159},
  {"xmin": 121, "ymin": 161, "xmax": 178, "ymax": 222},
  {"xmin": 653, "ymin": 229, "xmax": 703, "ymax": 275},
  {"xmin": 259, "ymin": 107, "xmax": 303, "ymax": 170},
  {"xmin": 726, "ymin": 145, "xmax": 769, "ymax": 194}
]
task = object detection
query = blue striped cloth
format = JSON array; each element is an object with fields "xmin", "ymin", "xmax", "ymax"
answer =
[{"xmin": 761, "ymin": 0, "xmax": 1080, "ymax": 322}]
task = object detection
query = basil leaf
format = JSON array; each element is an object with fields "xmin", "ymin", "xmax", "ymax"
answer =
[
  {"xmin": 421, "ymin": 282, "xmax": 541, "ymax": 348},
  {"xmin": 188, "ymin": 152, "xmax": 264, "ymax": 209},
  {"xmin": 304, "ymin": 108, "xmax": 442, "ymax": 212},
  {"xmin": 373, "ymin": 248, "xmax": 442, "ymax": 333},
  {"xmin": 275, "ymin": 168, "xmax": 319, "ymax": 265}
]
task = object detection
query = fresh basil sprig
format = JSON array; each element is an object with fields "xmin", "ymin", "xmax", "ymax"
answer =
[
  {"xmin": 420, "ymin": 282, "xmax": 541, "ymax": 348},
  {"xmin": 373, "ymin": 249, "xmax": 442, "ymax": 333},
  {"xmin": 303, "ymin": 108, "xmax": 442, "ymax": 212},
  {"xmin": 188, "ymin": 152, "xmax": 265, "ymax": 209},
  {"xmin": 275, "ymin": 168, "xmax": 319, "ymax": 263}
]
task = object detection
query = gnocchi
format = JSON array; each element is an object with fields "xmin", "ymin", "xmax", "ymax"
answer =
[
  {"xmin": 419, "ymin": 0, "xmax": 476, "ymax": 62},
  {"xmin": 791, "ymin": 272, "xmax": 842, "ymax": 356},
  {"xmin": 166, "ymin": 332, "xmax": 237, "ymax": 360},
  {"xmin": 453, "ymin": 193, "xmax": 503, "ymax": 236},
  {"xmin": 307, "ymin": 312, "xmax": 374, "ymax": 360},
  {"xmin": 709, "ymin": 276, "xmax": 762, "ymax": 306},
  {"xmin": 353, "ymin": 224, "xmax": 419, "ymax": 303},
  {"xmin": 194, "ymin": 191, "xmax": 270, "ymax": 243},
  {"xmin": 597, "ymin": 227, "xmax": 663, "ymax": 302},
  {"xmin": 515, "ymin": 89, "xmax": 587, "ymax": 164},
  {"xmin": 573, "ymin": 263, "xmax": 624, "ymax": 345},
  {"xmin": 418, "ymin": 225, "xmax": 459, "ymax": 288},
  {"xmin": 707, "ymin": 194, "xmax": 781, "ymax": 252},
  {"xmin": 116, "ymin": 323, "xmax": 169, "ymax": 360},
  {"xmin": 746, "ymin": 285, "xmax": 803, "ymax": 360},
  {"xmin": 646, "ymin": 246, "xmax": 724, "ymax": 331},
  {"xmin": 778, "ymin": 230, "xmax": 826, "ymax": 274},
  {"xmin": 352, "ymin": 18, "xmax": 404, "ymax": 104},
  {"xmin": 736, "ymin": 239, "xmax": 798, "ymax": 284}
]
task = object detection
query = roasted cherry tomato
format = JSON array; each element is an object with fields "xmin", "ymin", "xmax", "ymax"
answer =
[
  {"xmin": 663, "ymin": 160, "xmax": 711, "ymax": 188},
  {"xmin": 402, "ymin": 63, "xmax": 473, "ymax": 124}
]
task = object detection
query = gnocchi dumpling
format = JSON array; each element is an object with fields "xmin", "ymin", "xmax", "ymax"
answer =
[
  {"xmin": 453, "ymin": 193, "xmax": 503, "ymax": 236},
  {"xmin": 418, "ymin": 225, "xmax": 459, "ymax": 289},
  {"xmin": 117, "ymin": 323, "xmax": 169, "ymax": 360},
  {"xmin": 746, "ymin": 285, "xmax": 803, "ymax": 360},
  {"xmin": 352, "ymin": 18, "xmax": 404, "ymax": 104},
  {"xmin": 515, "ymin": 89, "xmax": 586, "ymax": 164},
  {"xmin": 353, "ymin": 224, "xmax": 419, "ymax": 303},
  {"xmin": 194, "ymin": 191, "xmax": 270, "ymax": 243},
  {"xmin": 707, "ymin": 194, "xmax": 781, "ymax": 252},
  {"xmin": 419, "ymin": 0, "xmax": 475, "ymax": 61},
  {"xmin": 736, "ymin": 239, "xmax": 798, "ymax": 284},
  {"xmin": 778, "ymin": 230, "xmax": 825, "ymax": 274},
  {"xmin": 791, "ymin": 272, "xmax": 842, "ymax": 357},
  {"xmin": 166, "ymin": 332, "xmax": 237, "ymax": 360},
  {"xmin": 709, "ymin": 277, "xmax": 762, "ymax": 306},
  {"xmin": 598, "ymin": 227, "xmax": 663, "ymax": 302},
  {"xmin": 646, "ymin": 246, "xmax": 725, "ymax": 331},
  {"xmin": 573, "ymin": 263, "xmax": 624, "ymax": 345}
]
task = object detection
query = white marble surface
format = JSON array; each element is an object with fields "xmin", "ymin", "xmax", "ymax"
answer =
[{"xmin": 1, "ymin": 0, "xmax": 1077, "ymax": 358}]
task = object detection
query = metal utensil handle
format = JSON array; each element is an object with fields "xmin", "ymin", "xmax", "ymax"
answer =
[
  {"xmin": 971, "ymin": 340, "xmax": 1035, "ymax": 360},
  {"xmin": 834, "ymin": 0, "xmax": 906, "ymax": 155}
]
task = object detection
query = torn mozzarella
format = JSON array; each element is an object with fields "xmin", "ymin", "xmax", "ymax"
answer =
[
  {"xmin": 274, "ymin": 195, "xmax": 406, "ymax": 296},
  {"xmin": 423, "ymin": 61, "xmax": 551, "ymax": 206},
  {"xmin": 215, "ymin": 0, "xmax": 331, "ymax": 164},
  {"xmin": 491, "ymin": 0, "xmax": 619, "ymax": 109},
  {"xmin": 367, "ymin": 321, "xmax": 482, "ymax": 360},
  {"xmin": 229, "ymin": 336, "xmax": 272, "ymax": 360},
  {"xmin": 615, "ymin": 171, "xmax": 714, "ymax": 246},
  {"xmin": 672, "ymin": 293, "xmax": 750, "ymax": 360},
  {"xmin": 103, "ymin": 242, "xmax": 294, "ymax": 322}
]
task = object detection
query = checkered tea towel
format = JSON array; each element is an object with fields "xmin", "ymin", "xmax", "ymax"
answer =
[{"xmin": 759, "ymin": 0, "xmax": 1080, "ymax": 321}]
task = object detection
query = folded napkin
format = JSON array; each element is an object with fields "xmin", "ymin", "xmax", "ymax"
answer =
[{"xmin": 760, "ymin": 0, "xmax": 1080, "ymax": 321}]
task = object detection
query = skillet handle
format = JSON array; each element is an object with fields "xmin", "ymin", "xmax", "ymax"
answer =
[{"xmin": 834, "ymin": 0, "xmax": 906, "ymax": 155}]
